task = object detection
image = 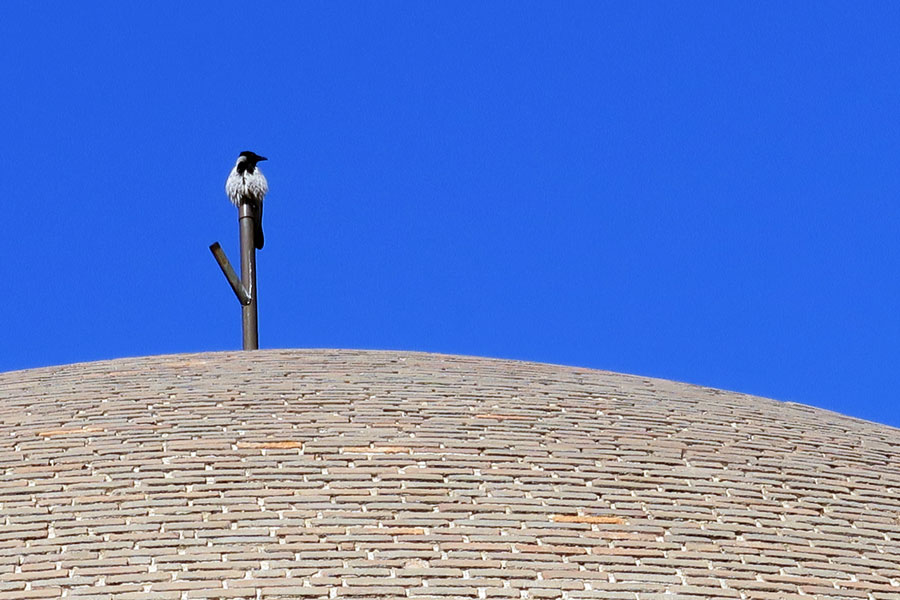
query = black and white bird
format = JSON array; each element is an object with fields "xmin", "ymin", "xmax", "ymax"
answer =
[{"xmin": 225, "ymin": 151, "xmax": 268, "ymax": 249}]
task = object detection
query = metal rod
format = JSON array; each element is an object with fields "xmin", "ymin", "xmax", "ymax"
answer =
[
  {"xmin": 239, "ymin": 201, "xmax": 259, "ymax": 350},
  {"xmin": 209, "ymin": 243, "xmax": 251, "ymax": 306}
]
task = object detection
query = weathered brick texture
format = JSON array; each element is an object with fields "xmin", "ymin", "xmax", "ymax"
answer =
[{"xmin": 1, "ymin": 349, "xmax": 899, "ymax": 598}]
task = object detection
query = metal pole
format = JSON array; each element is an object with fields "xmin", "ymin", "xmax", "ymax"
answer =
[{"xmin": 239, "ymin": 201, "xmax": 259, "ymax": 350}]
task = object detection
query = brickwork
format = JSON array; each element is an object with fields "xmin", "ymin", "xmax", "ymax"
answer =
[{"xmin": 0, "ymin": 349, "xmax": 899, "ymax": 599}]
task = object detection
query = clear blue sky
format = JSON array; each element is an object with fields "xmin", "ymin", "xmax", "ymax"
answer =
[{"xmin": 2, "ymin": 3, "xmax": 899, "ymax": 427}]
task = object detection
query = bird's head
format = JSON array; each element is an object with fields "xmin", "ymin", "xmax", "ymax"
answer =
[{"xmin": 238, "ymin": 150, "xmax": 267, "ymax": 164}]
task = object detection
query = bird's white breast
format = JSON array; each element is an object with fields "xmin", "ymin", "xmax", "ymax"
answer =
[{"xmin": 226, "ymin": 167, "xmax": 268, "ymax": 206}]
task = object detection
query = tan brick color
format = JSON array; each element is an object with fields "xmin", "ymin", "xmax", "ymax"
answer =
[{"xmin": 0, "ymin": 349, "xmax": 899, "ymax": 599}]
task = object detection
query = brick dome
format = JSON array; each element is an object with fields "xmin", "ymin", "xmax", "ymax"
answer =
[{"xmin": 1, "ymin": 350, "xmax": 898, "ymax": 599}]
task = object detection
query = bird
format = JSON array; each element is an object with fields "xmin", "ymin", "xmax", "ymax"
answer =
[{"xmin": 225, "ymin": 151, "xmax": 268, "ymax": 250}]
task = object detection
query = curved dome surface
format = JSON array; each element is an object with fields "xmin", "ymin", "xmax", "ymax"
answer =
[{"xmin": 0, "ymin": 349, "xmax": 899, "ymax": 599}]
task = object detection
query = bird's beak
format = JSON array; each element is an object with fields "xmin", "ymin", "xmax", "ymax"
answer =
[{"xmin": 258, "ymin": 156, "xmax": 268, "ymax": 161}]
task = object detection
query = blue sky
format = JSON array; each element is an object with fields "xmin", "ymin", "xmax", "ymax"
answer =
[{"xmin": 2, "ymin": 3, "xmax": 899, "ymax": 427}]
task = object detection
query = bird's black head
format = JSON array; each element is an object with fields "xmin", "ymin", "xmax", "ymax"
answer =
[{"xmin": 239, "ymin": 150, "xmax": 267, "ymax": 163}]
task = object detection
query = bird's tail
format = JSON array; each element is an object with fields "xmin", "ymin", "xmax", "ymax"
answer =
[{"xmin": 254, "ymin": 201, "xmax": 264, "ymax": 250}]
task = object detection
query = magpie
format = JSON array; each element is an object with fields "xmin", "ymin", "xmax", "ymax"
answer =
[{"xmin": 225, "ymin": 151, "xmax": 268, "ymax": 249}]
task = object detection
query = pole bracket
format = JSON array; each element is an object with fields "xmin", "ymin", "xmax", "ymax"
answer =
[{"xmin": 209, "ymin": 242, "xmax": 251, "ymax": 306}]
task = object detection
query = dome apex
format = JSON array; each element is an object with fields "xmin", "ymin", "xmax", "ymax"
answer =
[{"xmin": 1, "ymin": 349, "xmax": 898, "ymax": 597}]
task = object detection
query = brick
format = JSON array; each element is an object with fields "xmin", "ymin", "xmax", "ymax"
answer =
[{"xmin": 1, "ymin": 349, "xmax": 899, "ymax": 599}]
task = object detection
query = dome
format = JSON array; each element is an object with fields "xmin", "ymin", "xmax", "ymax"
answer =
[{"xmin": 1, "ymin": 349, "xmax": 898, "ymax": 599}]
